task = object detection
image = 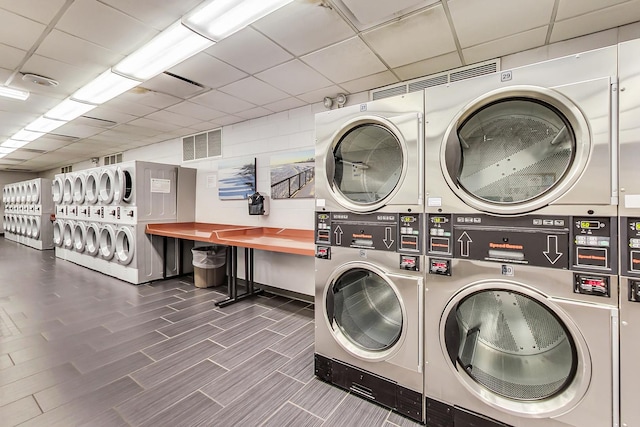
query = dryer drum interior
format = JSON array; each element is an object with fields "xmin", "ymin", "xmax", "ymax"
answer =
[
  {"xmin": 332, "ymin": 124, "xmax": 403, "ymax": 205},
  {"xmin": 444, "ymin": 289, "xmax": 577, "ymax": 402},
  {"xmin": 328, "ymin": 268, "xmax": 402, "ymax": 352},
  {"xmin": 449, "ymin": 98, "xmax": 576, "ymax": 205}
]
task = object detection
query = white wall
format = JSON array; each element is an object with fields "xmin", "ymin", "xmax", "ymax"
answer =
[{"xmin": 35, "ymin": 23, "xmax": 640, "ymax": 295}]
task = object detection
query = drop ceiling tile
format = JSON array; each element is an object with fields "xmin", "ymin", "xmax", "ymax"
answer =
[
  {"xmin": 99, "ymin": 0, "xmax": 202, "ymax": 30},
  {"xmin": 210, "ymin": 115, "xmax": 243, "ymax": 127},
  {"xmin": 0, "ymin": 0, "xmax": 67, "ymax": 25},
  {"xmin": 145, "ymin": 110, "xmax": 202, "ymax": 127},
  {"xmin": 219, "ymin": 77, "xmax": 289, "ymax": 106},
  {"xmin": 462, "ymin": 27, "xmax": 547, "ymax": 65},
  {"xmin": 263, "ymin": 97, "xmax": 307, "ymax": 113},
  {"xmin": 362, "ymin": 6, "xmax": 456, "ymax": 68},
  {"xmin": 100, "ymin": 98, "xmax": 157, "ymax": 117},
  {"xmin": 448, "ymin": 0, "xmax": 555, "ymax": 48},
  {"xmin": 234, "ymin": 107, "xmax": 272, "ymax": 120},
  {"xmin": 619, "ymin": 21, "xmax": 640, "ymax": 42},
  {"xmin": 0, "ymin": 158, "xmax": 22, "ymax": 165},
  {"xmin": 556, "ymin": 0, "xmax": 629, "ymax": 20},
  {"xmin": 21, "ymin": 136, "xmax": 72, "ymax": 151},
  {"xmin": 252, "ymin": 1, "xmax": 356, "ymax": 56},
  {"xmin": 168, "ymin": 52, "xmax": 247, "ymax": 90},
  {"xmin": 56, "ymin": 0, "xmax": 158, "ymax": 55},
  {"xmin": 86, "ymin": 106, "xmax": 138, "ymax": 125},
  {"xmin": 339, "ymin": 71, "xmax": 399, "ymax": 94},
  {"xmin": 21, "ymin": 54, "xmax": 92, "ymax": 95},
  {"xmin": 393, "ymin": 51, "xmax": 462, "ymax": 80},
  {"xmin": 116, "ymin": 89, "xmax": 181, "ymax": 109},
  {"xmin": 106, "ymin": 124, "xmax": 160, "ymax": 138},
  {"xmin": 0, "ymin": 43, "xmax": 25, "ymax": 70},
  {"xmin": 6, "ymin": 149, "xmax": 45, "ymax": 160},
  {"xmin": 551, "ymin": 0, "xmax": 640, "ymax": 43},
  {"xmin": 140, "ymin": 73, "xmax": 206, "ymax": 99},
  {"xmin": 297, "ymin": 85, "xmax": 345, "ymax": 104},
  {"xmin": 187, "ymin": 121, "xmax": 218, "ymax": 132},
  {"xmin": 56, "ymin": 142, "xmax": 101, "ymax": 155},
  {"xmin": 190, "ymin": 90, "xmax": 256, "ymax": 114},
  {"xmin": 0, "ymin": 92, "xmax": 61, "ymax": 115},
  {"xmin": 35, "ymin": 29, "xmax": 123, "ymax": 71},
  {"xmin": 546, "ymin": 29, "xmax": 618, "ymax": 59},
  {"xmin": 53, "ymin": 123, "xmax": 104, "ymax": 139},
  {"xmin": 129, "ymin": 117, "xmax": 181, "ymax": 133},
  {"xmin": 0, "ymin": 9, "xmax": 46, "ymax": 50},
  {"xmin": 206, "ymin": 27, "xmax": 293, "ymax": 74},
  {"xmin": 301, "ymin": 37, "xmax": 387, "ymax": 84},
  {"xmin": 331, "ymin": 0, "xmax": 440, "ymax": 30},
  {"xmin": 256, "ymin": 60, "xmax": 333, "ymax": 96},
  {"xmin": 165, "ymin": 101, "xmax": 227, "ymax": 121}
]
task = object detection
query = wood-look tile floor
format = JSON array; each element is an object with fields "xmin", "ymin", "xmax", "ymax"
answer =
[{"xmin": 0, "ymin": 238, "xmax": 421, "ymax": 427}]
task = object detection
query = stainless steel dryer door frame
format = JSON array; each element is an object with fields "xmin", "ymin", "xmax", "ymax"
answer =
[{"xmin": 318, "ymin": 255, "xmax": 423, "ymax": 372}]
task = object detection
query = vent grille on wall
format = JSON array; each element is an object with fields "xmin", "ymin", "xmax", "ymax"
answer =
[
  {"xmin": 61, "ymin": 165, "xmax": 72, "ymax": 173},
  {"xmin": 370, "ymin": 59, "xmax": 500, "ymax": 100},
  {"xmin": 104, "ymin": 153, "xmax": 123, "ymax": 165},
  {"xmin": 182, "ymin": 129, "xmax": 222, "ymax": 162}
]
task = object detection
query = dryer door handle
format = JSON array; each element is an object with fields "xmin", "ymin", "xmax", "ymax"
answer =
[{"xmin": 326, "ymin": 282, "xmax": 335, "ymax": 328}]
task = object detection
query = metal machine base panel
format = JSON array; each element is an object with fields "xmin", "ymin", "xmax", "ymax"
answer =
[
  {"xmin": 426, "ymin": 398, "xmax": 512, "ymax": 427},
  {"xmin": 314, "ymin": 353, "xmax": 423, "ymax": 423}
]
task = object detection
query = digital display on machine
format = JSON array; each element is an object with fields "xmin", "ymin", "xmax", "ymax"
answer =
[
  {"xmin": 635, "ymin": 222, "xmax": 640, "ymax": 231},
  {"xmin": 431, "ymin": 217, "xmax": 447, "ymax": 224},
  {"xmin": 580, "ymin": 220, "xmax": 601, "ymax": 230}
]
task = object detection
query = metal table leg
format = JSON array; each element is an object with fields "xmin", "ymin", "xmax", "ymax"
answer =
[{"xmin": 215, "ymin": 246, "xmax": 262, "ymax": 307}]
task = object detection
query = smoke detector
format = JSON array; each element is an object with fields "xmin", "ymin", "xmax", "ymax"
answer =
[{"xmin": 21, "ymin": 73, "xmax": 59, "ymax": 87}]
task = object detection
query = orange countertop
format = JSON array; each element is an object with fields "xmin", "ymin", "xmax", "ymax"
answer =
[{"xmin": 145, "ymin": 222, "xmax": 315, "ymax": 256}]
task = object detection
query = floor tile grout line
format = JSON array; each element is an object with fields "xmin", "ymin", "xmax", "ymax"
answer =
[{"xmin": 286, "ymin": 400, "xmax": 329, "ymax": 422}]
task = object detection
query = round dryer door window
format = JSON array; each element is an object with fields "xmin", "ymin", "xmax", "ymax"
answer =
[
  {"xmin": 443, "ymin": 288, "xmax": 577, "ymax": 403},
  {"xmin": 327, "ymin": 267, "xmax": 402, "ymax": 356},
  {"xmin": 332, "ymin": 123, "xmax": 403, "ymax": 207}
]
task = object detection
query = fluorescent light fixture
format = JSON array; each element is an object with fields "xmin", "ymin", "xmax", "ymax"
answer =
[
  {"xmin": 0, "ymin": 146, "xmax": 18, "ymax": 157},
  {"xmin": 1, "ymin": 139, "xmax": 30, "ymax": 149},
  {"xmin": 113, "ymin": 21, "xmax": 214, "ymax": 81},
  {"xmin": 183, "ymin": 0, "xmax": 293, "ymax": 41},
  {"xmin": 71, "ymin": 70, "xmax": 140, "ymax": 105},
  {"xmin": 0, "ymin": 85, "xmax": 29, "ymax": 101},
  {"xmin": 45, "ymin": 98, "xmax": 96, "ymax": 121},
  {"xmin": 26, "ymin": 116, "xmax": 66, "ymax": 133},
  {"xmin": 12, "ymin": 128, "xmax": 45, "ymax": 142}
]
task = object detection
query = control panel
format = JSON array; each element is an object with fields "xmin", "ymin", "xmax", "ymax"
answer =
[
  {"xmin": 314, "ymin": 211, "xmax": 423, "ymax": 254},
  {"xmin": 426, "ymin": 214, "xmax": 617, "ymax": 273},
  {"xmin": 621, "ymin": 218, "xmax": 640, "ymax": 277},
  {"xmin": 574, "ymin": 273, "xmax": 610, "ymax": 297}
]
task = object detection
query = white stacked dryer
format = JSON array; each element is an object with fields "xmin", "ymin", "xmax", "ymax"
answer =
[
  {"xmin": 618, "ymin": 37, "xmax": 640, "ymax": 427},
  {"xmin": 2, "ymin": 178, "xmax": 54, "ymax": 250},
  {"xmin": 423, "ymin": 47, "xmax": 619, "ymax": 427},
  {"xmin": 53, "ymin": 161, "xmax": 195, "ymax": 284},
  {"xmin": 314, "ymin": 92, "xmax": 426, "ymax": 423}
]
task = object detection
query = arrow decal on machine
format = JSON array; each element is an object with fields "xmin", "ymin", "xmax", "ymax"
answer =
[
  {"xmin": 383, "ymin": 227, "xmax": 394, "ymax": 249},
  {"xmin": 333, "ymin": 225, "xmax": 343, "ymax": 246},
  {"xmin": 543, "ymin": 235, "xmax": 563, "ymax": 264},
  {"xmin": 458, "ymin": 232, "xmax": 472, "ymax": 257}
]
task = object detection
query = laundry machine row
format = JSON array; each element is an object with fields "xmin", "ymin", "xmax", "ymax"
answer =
[
  {"xmin": 2, "ymin": 178, "xmax": 54, "ymax": 250},
  {"xmin": 422, "ymin": 46, "xmax": 620, "ymax": 427},
  {"xmin": 53, "ymin": 161, "xmax": 196, "ymax": 285}
]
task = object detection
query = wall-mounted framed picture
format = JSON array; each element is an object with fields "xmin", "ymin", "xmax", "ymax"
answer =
[
  {"xmin": 218, "ymin": 157, "xmax": 256, "ymax": 200},
  {"xmin": 270, "ymin": 149, "xmax": 315, "ymax": 199}
]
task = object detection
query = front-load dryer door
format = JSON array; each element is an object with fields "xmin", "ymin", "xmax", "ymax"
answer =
[
  {"xmin": 53, "ymin": 220, "xmax": 63, "ymax": 246},
  {"xmin": 31, "ymin": 217, "xmax": 41, "ymax": 240},
  {"xmin": 323, "ymin": 262, "xmax": 420, "ymax": 370},
  {"xmin": 99, "ymin": 224, "xmax": 116, "ymax": 260},
  {"xmin": 440, "ymin": 80, "xmax": 611, "ymax": 214},
  {"xmin": 62, "ymin": 176, "xmax": 73, "ymax": 204},
  {"xmin": 73, "ymin": 222, "xmax": 86, "ymax": 252},
  {"xmin": 72, "ymin": 174, "xmax": 86, "ymax": 204},
  {"xmin": 322, "ymin": 113, "xmax": 422, "ymax": 213},
  {"xmin": 115, "ymin": 227, "xmax": 135, "ymax": 265},
  {"xmin": 99, "ymin": 169, "xmax": 115, "ymax": 204},
  {"xmin": 62, "ymin": 221, "xmax": 74, "ymax": 249},
  {"xmin": 113, "ymin": 167, "xmax": 133, "ymax": 204},
  {"xmin": 85, "ymin": 172, "xmax": 99, "ymax": 204},
  {"xmin": 52, "ymin": 176, "xmax": 64, "ymax": 204},
  {"xmin": 30, "ymin": 181, "xmax": 40, "ymax": 204},
  {"xmin": 440, "ymin": 282, "xmax": 593, "ymax": 418},
  {"xmin": 85, "ymin": 223, "xmax": 100, "ymax": 256}
]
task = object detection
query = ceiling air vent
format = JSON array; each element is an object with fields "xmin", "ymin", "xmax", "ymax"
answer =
[
  {"xmin": 182, "ymin": 129, "xmax": 222, "ymax": 162},
  {"xmin": 370, "ymin": 58, "xmax": 500, "ymax": 101}
]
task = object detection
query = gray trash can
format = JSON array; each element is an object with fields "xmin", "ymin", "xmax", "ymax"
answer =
[{"xmin": 191, "ymin": 246, "xmax": 226, "ymax": 288}]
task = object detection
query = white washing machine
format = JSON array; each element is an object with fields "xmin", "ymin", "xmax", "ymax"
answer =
[
  {"xmin": 98, "ymin": 222, "xmax": 117, "ymax": 261},
  {"xmin": 98, "ymin": 167, "xmax": 116, "ymax": 205},
  {"xmin": 62, "ymin": 174, "xmax": 74, "ymax": 205},
  {"xmin": 423, "ymin": 46, "xmax": 620, "ymax": 427},
  {"xmin": 72, "ymin": 172, "xmax": 86, "ymax": 205},
  {"xmin": 84, "ymin": 222, "xmax": 100, "ymax": 257},
  {"xmin": 619, "ymin": 38, "xmax": 640, "ymax": 427},
  {"xmin": 315, "ymin": 91, "xmax": 424, "ymax": 214},
  {"xmin": 72, "ymin": 221, "xmax": 87, "ymax": 253},
  {"xmin": 53, "ymin": 219, "xmax": 64, "ymax": 247},
  {"xmin": 85, "ymin": 169, "xmax": 100, "ymax": 205},
  {"xmin": 61, "ymin": 220, "xmax": 75, "ymax": 250}
]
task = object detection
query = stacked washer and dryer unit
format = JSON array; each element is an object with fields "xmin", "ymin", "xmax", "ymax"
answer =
[
  {"xmin": 314, "ymin": 92, "xmax": 426, "ymax": 422},
  {"xmin": 53, "ymin": 161, "xmax": 195, "ymax": 285},
  {"xmin": 619, "ymin": 38, "xmax": 640, "ymax": 427},
  {"xmin": 2, "ymin": 178, "xmax": 54, "ymax": 250},
  {"xmin": 423, "ymin": 47, "xmax": 620, "ymax": 426}
]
